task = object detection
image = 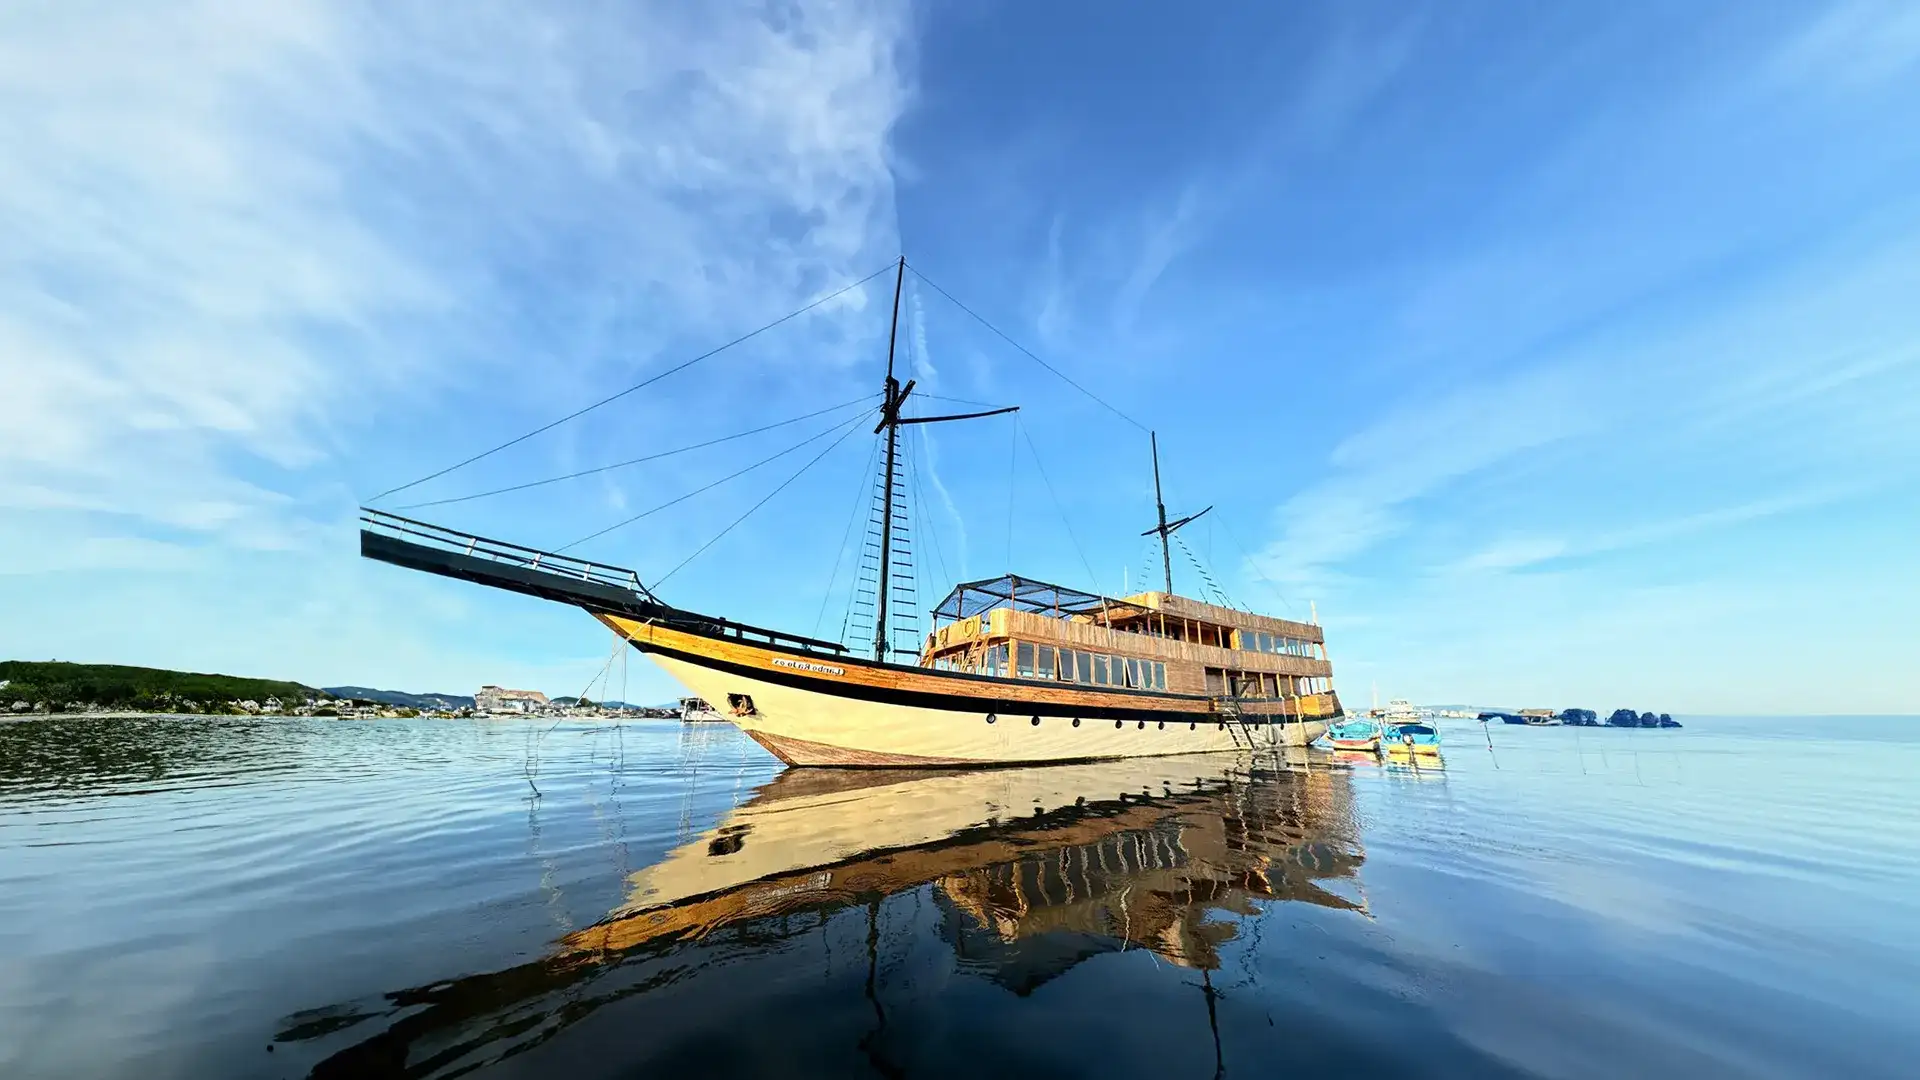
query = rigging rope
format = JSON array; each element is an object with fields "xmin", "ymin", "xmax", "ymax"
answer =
[
  {"xmin": 915, "ymin": 392, "xmax": 997, "ymax": 408},
  {"xmin": 556, "ymin": 407, "xmax": 877, "ymax": 554},
  {"xmin": 907, "ymin": 423, "xmax": 953, "ymax": 602},
  {"xmin": 1003, "ymin": 411, "xmax": 1019, "ymax": 573},
  {"xmin": 906, "ymin": 262, "xmax": 1149, "ymax": 433},
  {"xmin": 394, "ymin": 394, "xmax": 879, "ymax": 510},
  {"xmin": 1020, "ymin": 426, "xmax": 1107, "ymax": 598},
  {"xmin": 841, "ymin": 446, "xmax": 888, "ymax": 648},
  {"xmin": 1174, "ymin": 533, "xmax": 1239, "ymax": 610},
  {"xmin": 814, "ymin": 430, "xmax": 883, "ymax": 640},
  {"xmin": 1212, "ymin": 513, "xmax": 1301, "ymax": 619},
  {"xmin": 367, "ymin": 260, "xmax": 898, "ymax": 503},
  {"xmin": 652, "ymin": 412, "xmax": 869, "ymax": 588}
]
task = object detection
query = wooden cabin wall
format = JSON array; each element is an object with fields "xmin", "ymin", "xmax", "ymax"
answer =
[
  {"xmin": 1122, "ymin": 592, "xmax": 1323, "ymax": 643},
  {"xmin": 993, "ymin": 610, "xmax": 1332, "ymax": 678},
  {"xmin": 1163, "ymin": 661, "xmax": 1207, "ymax": 695},
  {"xmin": 926, "ymin": 609, "xmax": 1333, "ymax": 680}
]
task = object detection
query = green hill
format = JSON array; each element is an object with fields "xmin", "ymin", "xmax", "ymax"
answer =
[{"xmin": 0, "ymin": 661, "xmax": 323, "ymax": 712}]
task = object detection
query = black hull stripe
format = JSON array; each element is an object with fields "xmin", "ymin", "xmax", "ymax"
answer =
[{"xmin": 636, "ymin": 639, "xmax": 1321, "ymax": 727}]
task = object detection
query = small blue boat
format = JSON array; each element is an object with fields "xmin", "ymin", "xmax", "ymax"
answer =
[
  {"xmin": 1324, "ymin": 718, "xmax": 1384, "ymax": 752},
  {"xmin": 1382, "ymin": 720, "xmax": 1442, "ymax": 757}
]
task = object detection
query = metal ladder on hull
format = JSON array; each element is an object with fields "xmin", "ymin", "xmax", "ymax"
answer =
[{"xmin": 1215, "ymin": 697, "xmax": 1265, "ymax": 750}]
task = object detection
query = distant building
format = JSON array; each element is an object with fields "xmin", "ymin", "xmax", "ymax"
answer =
[{"xmin": 476, "ymin": 685, "xmax": 549, "ymax": 714}]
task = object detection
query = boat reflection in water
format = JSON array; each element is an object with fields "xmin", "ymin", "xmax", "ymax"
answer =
[{"xmin": 280, "ymin": 753, "xmax": 1366, "ymax": 1077}]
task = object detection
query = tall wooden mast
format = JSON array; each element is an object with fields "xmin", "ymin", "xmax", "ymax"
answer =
[
  {"xmin": 871, "ymin": 257, "xmax": 1018, "ymax": 661},
  {"xmin": 1142, "ymin": 431, "xmax": 1209, "ymax": 595},
  {"xmin": 874, "ymin": 258, "xmax": 907, "ymax": 662}
]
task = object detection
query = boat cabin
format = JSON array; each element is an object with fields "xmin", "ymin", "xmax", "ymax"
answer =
[{"xmin": 922, "ymin": 574, "xmax": 1338, "ymax": 718}]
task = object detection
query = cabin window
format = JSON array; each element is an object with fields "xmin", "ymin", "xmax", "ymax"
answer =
[
  {"xmin": 1016, "ymin": 642, "xmax": 1036, "ymax": 678},
  {"xmin": 986, "ymin": 644, "xmax": 1008, "ymax": 677},
  {"xmin": 1125, "ymin": 658, "xmax": 1141, "ymax": 689},
  {"xmin": 1153, "ymin": 661, "xmax": 1167, "ymax": 690},
  {"xmin": 1093, "ymin": 655, "xmax": 1110, "ymax": 686},
  {"xmin": 1205, "ymin": 668, "xmax": 1225, "ymax": 695},
  {"xmin": 1036, "ymin": 645, "xmax": 1056, "ymax": 680}
]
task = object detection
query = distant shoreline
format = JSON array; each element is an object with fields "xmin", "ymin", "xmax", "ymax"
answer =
[{"xmin": 6, "ymin": 710, "xmax": 684, "ymax": 722}]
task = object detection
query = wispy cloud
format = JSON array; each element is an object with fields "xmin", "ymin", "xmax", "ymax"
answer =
[
  {"xmin": 1771, "ymin": 0, "xmax": 1920, "ymax": 90},
  {"xmin": 0, "ymin": 0, "xmax": 913, "ymax": 693},
  {"xmin": 1111, "ymin": 183, "xmax": 1207, "ymax": 337},
  {"xmin": 1254, "ymin": 363, "xmax": 1602, "ymax": 585},
  {"xmin": 1445, "ymin": 486, "xmax": 1865, "ymax": 576},
  {"xmin": 1, "ymin": 0, "xmax": 910, "ymax": 528}
]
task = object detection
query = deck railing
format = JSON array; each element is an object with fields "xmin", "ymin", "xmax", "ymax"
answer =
[
  {"xmin": 359, "ymin": 508, "xmax": 659, "ymax": 602},
  {"xmin": 358, "ymin": 507, "xmax": 850, "ymax": 655}
]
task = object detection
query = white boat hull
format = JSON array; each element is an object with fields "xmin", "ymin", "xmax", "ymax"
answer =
[{"xmin": 650, "ymin": 652, "xmax": 1328, "ymax": 766}]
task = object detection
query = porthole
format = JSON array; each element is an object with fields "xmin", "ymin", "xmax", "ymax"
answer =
[
  {"xmin": 1137, "ymin": 721, "xmax": 1146, "ymax": 730},
  {"xmin": 1115, "ymin": 720, "xmax": 1124, "ymax": 729},
  {"xmin": 986, "ymin": 713, "xmax": 997, "ymax": 724},
  {"xmin": 1072, "ymin": 717, "xmax": 1081, "ymax": 728},
  {"xmin": 1030, "ymin": 715, "xmax": 1041, "ymax": 727},
  {"xmin": 1157, "ymin": 721, "xmax": 1165, "ymax": 730},
  {"xmin": 1189, "ymin": 722, "xmax": 1196, "ymax": 730}
]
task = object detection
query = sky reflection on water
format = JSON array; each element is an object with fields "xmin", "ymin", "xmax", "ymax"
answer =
[{"xmin": 1, "ymin": 715, "xmax": 1915, "ymax": 1079}]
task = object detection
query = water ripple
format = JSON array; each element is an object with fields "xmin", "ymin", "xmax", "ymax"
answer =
[{"xmin": 1, "ymin": 714, "xmax": 1915, "ymax": 1079}]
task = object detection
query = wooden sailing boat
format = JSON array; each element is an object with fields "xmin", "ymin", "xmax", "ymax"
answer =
[{"xmin": 360, "ymin": 258, "xmax": 1344, "ymax": 765}]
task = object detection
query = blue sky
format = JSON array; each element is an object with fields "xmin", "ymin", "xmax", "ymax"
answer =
[{"xmin": 4, "ymin": 1, "xmax": 1916, "ymax": 712}]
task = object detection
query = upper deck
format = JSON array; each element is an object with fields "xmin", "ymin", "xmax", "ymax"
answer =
[{"xmin": 922, "ymin": 574, "xmax": 1335, "ymax": 700}]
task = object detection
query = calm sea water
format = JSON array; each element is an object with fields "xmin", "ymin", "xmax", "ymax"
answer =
[{"xmin": 1, "ymin": 714, "xmax": 1915, "ymax": 1079}]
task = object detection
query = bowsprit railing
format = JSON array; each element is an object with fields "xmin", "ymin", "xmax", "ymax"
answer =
[
  {"xmin": 357, "ymin": 507, "xmax": 849, "ymax": 655},
  {"xmin": 359, "ymin": 508, "xmax": 661, "ymax": 603}
]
